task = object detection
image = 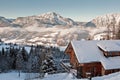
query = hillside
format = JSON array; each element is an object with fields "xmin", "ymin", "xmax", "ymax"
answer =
[
  {"xmin": 0, "ymin": 27, "xmax": 88, "ymax": 46},
  {"xmin": 0, "ymin": 16, "xmax": 12, "ymax": 27},
  {"xmin": 0, "ymin": 12, "xmax": 120, "ymax": 45}
]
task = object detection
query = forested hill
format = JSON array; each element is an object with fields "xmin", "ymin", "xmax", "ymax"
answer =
[{"xmin": 0, "ymin": 42, "xmax": 67, "ymax": 73}]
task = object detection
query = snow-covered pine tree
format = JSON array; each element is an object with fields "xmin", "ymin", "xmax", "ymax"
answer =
[
  {"xmin": 16, "ymin": 51, "xmax": 24, "ymax": 77},
  {"xmin": 27, "ymin": 46, "xmax": 41, "ymax": 72},
  {"xmin": 41, "ymin": 55, "xmax": 57, "ymax": 73},
  {"xmin": 9, "ymin": 47, "xmax": 18, "ymax": 69},
  {"xmin": 21, "ymin": 47, "xmax": 28, "ymax": 61}
]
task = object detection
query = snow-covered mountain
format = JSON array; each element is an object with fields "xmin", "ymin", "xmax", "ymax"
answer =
[
  {"xmin": 0, "ymin": 16, "xmax": 12, "ymax": 27},
  {"xmin": 0, "ymin": 12, "xmax": 89, "ymax": 46},
  {"xmin": 1, "ymin": 12, "xmax": 120, "ymax": 46},
  {"xmin": 86, "ymin": 13, "xmax": 120, "ymax": 28},
  {"xmin": 12, "ymin": 12, "xmax": 77, "ymax": 27},
  {"xmin": 84, "ymin": 13, "xmax": 120, "ymax": 40}
]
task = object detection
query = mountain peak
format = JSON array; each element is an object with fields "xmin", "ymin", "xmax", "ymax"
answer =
[
  {"xmin": 40, "ymin": 12, "xmax": 59, "ymax": 15},
  {"xmin": 46, "ymin": 12, "xmax": 58, "ymax": 16},
  {"xmin": 38, "ymin": 12, "xmax": 61, "ymax": 19},
  {"xmin": 12, "ymin": 12, "xmax": 77, "ymax": 27}
]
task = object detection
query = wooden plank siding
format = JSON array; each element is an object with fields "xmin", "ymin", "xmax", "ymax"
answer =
[
  {"xmin": 102, "ymin": 67, "xmax": 120, "ymax": 75},
  {"xmin": 65, "ymin": 43, "xmax": 79, "ymax": 69},
  {"xmin": 77, "ymin": 62, "xmax": 102, "ymax": 78}
]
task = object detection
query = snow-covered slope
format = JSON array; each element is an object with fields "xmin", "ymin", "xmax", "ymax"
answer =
[
  {"xmin": 0, "ymin": 27, "xmax": 89, "ymax": 46},
  {"xmin": 0, "ymin": 71, "xmax": 120, "ymax": 80},
  {"xmin": 41, "ymin": 72, "xmax": 120, "ymax": 80},
  {"xmin": 12, "ymin": 12, "xmax": 77, "ymax": 27},
  {"xmin": 1, "ymin": 12, "xmax": 120, "ymax": 45},
  {"xmin": 0, "ymin": 12, "xmax": 88, "ymax": 46},
  {"xmin": 85, "ymin": 13, "xmax": 120, "ymax": 39},
  {"xmin": 0, "ymin": 16, "xmax": 12, "ymax": 27},
  {"xmin": 90, "ymin": 13, "xmax": 120, "ymax": 27}
]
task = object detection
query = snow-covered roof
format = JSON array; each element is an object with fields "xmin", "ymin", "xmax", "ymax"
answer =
[
  {"xmin": 71, "ymin": 40, "xmax": 120, "ymax": 70},
  {"xmin": 97, "ymin": 40, "xmax": 120, "ymax": 52},
  {"xmin": 100, "ymin": 56, "xmax": 120, "ymax": 70},
  {"xmin": 71, "ymin": 40, "xmax": 101, "ymax": 63}
]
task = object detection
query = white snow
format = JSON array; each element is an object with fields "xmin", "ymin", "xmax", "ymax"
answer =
[
  {"xmin": 0, "ymin": 43, "xmax": 10, "ymax": 51},
  {"xmin": 40, "ymin": 71, "xmax": 120, "ymax": 80},
  {"xmin": 25, "ymin": 46, "xmax": 31, "ymax": 54},
  {"xmin": 71, "ymin": 40, "xmax": 120, "ymax": 69},
  {"xmin": 71, "ymin": 40, "xmax": 101, "ymax": 63},
  {"xmin": 39, "ymin": 73, "xmax": 85, "ymax": 80},
  {"xmin": 1, "ymin": 71, "xmax": 120, "ymax": 80},
  {"xmin": 0, "ymin": 71, "xmax": 26, "ymax": 80},
  {"xmin": 93, "ymin": 33, "xmax": 107, "ymax": 40},
  {"xmin": 100, "ymin": 56, "xmax": 120, "ymax": 70},
  {"xmin": 93, "ymin": 72, "xmax": 120, "ymax": 80},
  {"xmin": 0, "ymin": 43, "xmax": 31, "ymax": 54},
  {"xmin": 0, "ymin": 26, "xmax": 88, "ymax": 46},
  {"xmin": 97, "ymin": 40, "xmax": 120, "ymax": 52}
]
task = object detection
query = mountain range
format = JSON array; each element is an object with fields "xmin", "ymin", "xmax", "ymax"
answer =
[
  {"xmin": 1, "ymin": 12, "xmax": 120, "ymax": 28},
  {"xmin": 0, "ymin": 12, "xmax": 120, "ymax": 46},
  {"xmin": 0, "ymin": 12, "xmax": 78, "ymax": 28}
]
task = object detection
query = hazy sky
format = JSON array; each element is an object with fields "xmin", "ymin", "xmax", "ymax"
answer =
[{"xmin": 0, "ymin": 0, "xmax": 120, "ymax": 21}]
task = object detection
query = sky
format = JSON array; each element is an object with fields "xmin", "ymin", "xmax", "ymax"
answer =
[{"xmin": 0, "ymin": 0, "xmax": 120, "ymax": 22}]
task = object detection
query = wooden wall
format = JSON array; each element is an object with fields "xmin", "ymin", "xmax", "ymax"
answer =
[
  {"xmin": 102, "ymin": 67, "xmax": 120, "ymax": 75},
  {"xmin": 77, "ymin": 62, "xmax": 102, "ymax": 78},
  {"xmin": 65, "ymin": 43, "xmax": 79, "ymax": 69}
]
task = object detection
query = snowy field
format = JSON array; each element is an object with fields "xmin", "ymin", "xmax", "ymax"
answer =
[
  {"xmin": 0, "ymin": 71, "xmax": 26, "ymax": 80},
  {"xmin": 0, "ymin": 71, "xmax": 120, "ymax": 80}
]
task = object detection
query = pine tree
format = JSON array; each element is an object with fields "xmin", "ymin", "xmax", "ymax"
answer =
[
  {"xmin": 29, "ymin": 46, "xmax": 34, "ymax": 56},
  {"xmin": 27, "ymin": 53, "xmax": 40, "ymax": 72},
  {"xmin": 0, "ymin": 51, "xmax": 2, "ymax": 56},
  {"xmin": 16, "ymin": 52, "xmax": 24, "ymax": 77},
  {"xmin": 2, "ymin": 47, "xmax": 5, "ymax": 55},
  {"xmin": 0, "ymin": 39, "xmax": 2, "ymax": 42},
  {"xmin": 41, "ymin": 55, "xmax": 57, "ymax": 73},
  {"xmin": 21, "ymin": 47, "xmax": 28, "ymax": 61},
  {"xmin": 27, "ymin": 46, "xmax": 42, "ymax": 72}
]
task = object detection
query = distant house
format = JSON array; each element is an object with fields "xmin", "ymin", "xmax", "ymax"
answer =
[{"xmin": 65, "ymin": 40, "xmax": 120, "ymax": 78}]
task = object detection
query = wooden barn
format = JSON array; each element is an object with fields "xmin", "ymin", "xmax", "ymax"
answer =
[{"xmin": 65, "ymin": 40, "xmax": 120, "ymax": 78}]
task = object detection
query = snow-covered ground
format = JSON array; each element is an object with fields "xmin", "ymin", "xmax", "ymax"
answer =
[
  {"xmin": 40, "ymin": 73, "xmax": 86, "ymax": 80},
  {"xmin": 0, "ymin": 42, "xmax": 31, "ymax": 54},
  {"xmin": 0, "ymin": 27, "xmax": 89, "ymax": 46},
  {"xmin": 0, "ymin": 71, "xmax": 26, "ymax": 80},
  {"xmin": 0, "ymin": 71, "xmax": 120, "ymax": 80}
]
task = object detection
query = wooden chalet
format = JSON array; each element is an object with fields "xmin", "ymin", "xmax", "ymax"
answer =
[{"xmin": 65, "ymin": 40, "xmax": 120, "ymax": 78}]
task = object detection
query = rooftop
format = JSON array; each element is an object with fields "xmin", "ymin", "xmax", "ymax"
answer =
[{"xmin": 71, "ymin": 40, "xmax": 120, "ymax": 70}]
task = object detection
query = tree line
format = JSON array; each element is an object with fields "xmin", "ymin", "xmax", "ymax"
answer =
[{"xmin": 0, "ymin": 43, "xmax": 66, "ymax": 74}]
